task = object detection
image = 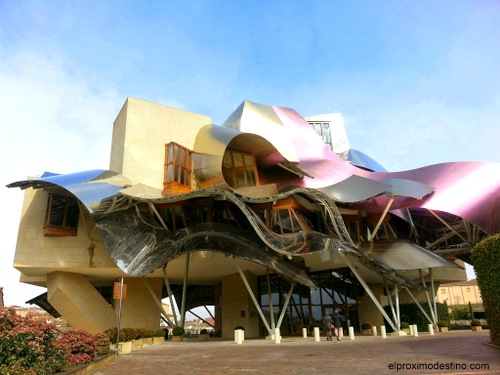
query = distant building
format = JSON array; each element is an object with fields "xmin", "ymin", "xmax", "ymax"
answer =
[{"xmin": 438, "ymin": 279, "xmax": 482, "ymax": 306}]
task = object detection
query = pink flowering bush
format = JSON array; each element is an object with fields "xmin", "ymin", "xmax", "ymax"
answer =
[
  {"xmin": 0, "ymin": 307, "xmax": 68, "ymax": 375},
  {"xmin": 57, "ymin": 329, "xmax": 97, "ymax": 365}
]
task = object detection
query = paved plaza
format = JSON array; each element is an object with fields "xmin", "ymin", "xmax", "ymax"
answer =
[{"xmin": 93, "ymin": 330, "xmax": 498, "ymax": 375}]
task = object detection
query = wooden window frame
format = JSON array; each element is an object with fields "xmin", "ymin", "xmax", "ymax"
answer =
[
  {"xmin": 164, "ymin": 142, "xmax": 193, "ymax": 194},
  {"xmin": 43, "ymin": 193, "xmax": 79, "ymax": 236},
  {"xmin": 222, "ymin": 149, "xmax": 260, "ymax": 188}
]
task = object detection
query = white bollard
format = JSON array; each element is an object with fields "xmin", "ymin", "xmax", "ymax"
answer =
[
  {"xmin": 235, "ymin": 329, "xmax": 244, "ymax": 344},
  {"xmin": 409, "ymin": 325, "xmax": 413, "ymax": 336},
  {"xmin": 428, "ymin": 324, "xmax": 434, "ymax": 336},
  {"xmin": 412, "ymin": 324, "xmax": 419, "ymax": 337},
  {"xmin": 380, "ymin": 326, "xmax": 387, "ymax": 338},
  {"xmin": 348, "ymin": 326, "xmax": 355, "ymax": 340},
  {"xmin": 275, "ymin": 328, "xmax": 281, "ymax": 344},
  {"xmin": 313, "ymin": 326, "xmax": 320, "ymax": 342},
  {"xmin": 372, "ymin": 326, "xmax": 378, "ymax": 336},
  {"xmin": 302, "ymin": 327, "xmax": 307, "ymax": 338}
]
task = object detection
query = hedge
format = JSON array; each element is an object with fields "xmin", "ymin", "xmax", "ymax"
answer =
[{"xmin": 471, "ymin": 234, "xmax": 500, "ymax": 346}]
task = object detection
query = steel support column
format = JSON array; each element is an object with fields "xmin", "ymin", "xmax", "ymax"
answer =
[
  {"xmin": 141, "ymin": 278, "xmax": 175, "ymax": 328},
  {"xmin": 276, "ymin": 282, "xmax": 295, "ymax": 330},
  {"xmin": 162, "ymin": 265, "xmax": 179, "ymax": 326},
  {"xmin": 404, "ymin": 287, "xmax": 434, "ymax": 326},
  {"xmin": 419, "ymin": 269, "xmax": 437, "ymax": 326},
  {"xmin": 340, "ymin": 252, "xmax": 397, "ymax": 331},
  {"xmin": 180, "ymin": 253, "xmax": 190, "ymax": 327},
  {"xmin": 235, "ymin": 261, "xmax": 273, "ymax": 335},
  {"xmin": 368, "ymin": 197, "xmax": 394, "ymax": 241}
]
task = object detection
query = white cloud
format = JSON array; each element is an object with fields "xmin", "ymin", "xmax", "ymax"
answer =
[{"xmin": 0, "ymin": 45, "xmax": 122, "ymax": 306}]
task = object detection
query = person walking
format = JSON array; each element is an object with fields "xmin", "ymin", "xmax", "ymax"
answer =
[
  {"xmin": 323, "ymin": 312, "xmax": 334, "ymax": 341},
  {"xmin": 332, "ymin": 309, "xmax": 343, "ymax": 341}
]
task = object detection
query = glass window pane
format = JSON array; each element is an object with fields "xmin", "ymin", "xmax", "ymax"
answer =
[
  {"xmin": 223, "ymin": 151, "xmax": 233, "ymax": 168},
  {"xmin": 234, "ymin": 168, "xmax": 245, "ymax": 187},
  {"xmin": 167, "ymin": 165, "xmax": 173, "ymax": 182},
  {"xmin": 168, "ymin": 144, "xmax": 174, "ymax": 163},
  {"xmin": 233, "ymin": 152, "xmax": 243, "ymax": 167},
  {"xmin": 245, "ymin": 166, "xmax": 256, "ymax": 186},
  {"xmin": 243, "ymin": 154, "xmax": 254, "ymax": 167},
  {"xmin": 65, "ymin": 199, "xmax": 79, "ymax": 228},
  {"xmin": 314, "ymin": 123, "xmax": 322, "ymax": 136},
  {"xmin": 48, "ymin": 196, "xmax": 65, "ymax": 226}
]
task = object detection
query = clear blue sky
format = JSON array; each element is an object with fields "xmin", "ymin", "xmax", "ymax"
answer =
[{"xmin": 1, "ymin": 1, "xmax": 499, "ymax": 306}]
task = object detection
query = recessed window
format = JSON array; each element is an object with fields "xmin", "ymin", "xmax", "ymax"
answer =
[
  {"xmin": 44, "ymin": 194, "xmax": 79, "ymax": 236},
  {"xmin": 164, "ymin": 142, "xmax": 193, "ymax": 194},
  {"xmin": 309, "ymin": 122, "xmax": 331, "ymax": 148},
  {"xmin": 222, "ymin": 149, "xmax": 259, "ymax": 188}
]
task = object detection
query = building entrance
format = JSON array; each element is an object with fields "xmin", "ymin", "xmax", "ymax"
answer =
[{"xmin": 258, "ymin": 269, "xmax": 362, "ymax": 336}]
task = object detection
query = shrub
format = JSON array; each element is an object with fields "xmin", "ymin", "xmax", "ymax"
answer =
[
  {"xmin": 361, "ymin": 322, "xmax": 371, "ymax": 330},
  {"xmin": 400, "ymin": 322, "xmax": 410, "ymax": 329},
  {"xmin": 58, "ymin": 329, "xmax": 97, "ymax": 365},
  {"xmin": 471, "ymin": 319, "xmax": 482, "ymax": 327},
  {"xmin": 154, "ymin": 329, "xmax": 165, "ymax": 337},
  {"xmin": 104, "ymin": 327, "xmax": 118, "ymax": 343},
  {"xmin": 172, "ymin": 326, "xmax": 185, "ymax": 336},
  {"xmin": 0, "ymin": 307, "xmax": 68, "ymax": 374},
  {"xmin": 471, "ymin": 234, "xmax": 500, "ymax": 346},
  {"xmin": 437, "ymin": 320, "xmax": 449, "ymax": 327},
  {"xmin": 94, "ymin": 333, "xmax": 111, "ymax": 356},
  {"xmin": 383, "ymin": 303, "xmax": 449, "ymax": 332},
  {"xmin": 200, "ymin": 329, "xmax": 208, "ymax": 334}
]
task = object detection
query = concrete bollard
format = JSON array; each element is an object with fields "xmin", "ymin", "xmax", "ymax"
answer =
[
  {"xmin": 409, "ymin": 325, "xmax": 413, "ymax": 336},
  {"xmin": 302, "ymin": 328, "xmax": 307, "ymax": 338},
  {"xmin": 380, "ymin": 326, "xmax": 387, "ymax": 338},
  {"xmin": 372, "ymin": 326, "xmax": 378, "ymax": 336},
  {"xmin": 412, "ymin": 324, "xmax": 419, "ymax": 337},
  {"xmin": 313, "ymin": 327, "xmax": 320, "ymax": 342},
  {"xmin": 428, "ymin": 324, "xmax": 434, "ymax": 336},
  {"xmin": 275, "ymin": 328, "xmax": 281, "ymax": 344},
  {"xmin": 348, "ymin": 326, "xmax": 355, "ymax": 340}
]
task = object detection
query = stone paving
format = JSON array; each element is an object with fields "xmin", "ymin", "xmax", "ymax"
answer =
[{"xmin": 93, "ymin": 330, "xmax": 499, "ymax": 375}]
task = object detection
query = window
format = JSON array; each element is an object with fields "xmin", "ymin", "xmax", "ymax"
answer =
[
  {"xmin": 44, "ymin": 194, "xmax": 79, "ymax": 236},
  {"xmin": 222, "ymin": 149, "xmax": 259, "ymax": 188},
  {"xmin": 164, "ymin": 142, "xmax": 193, "ymax": 193},
  {"xmin": 308, "ymin": 122, "xmax": 332, "ymax": 148}
]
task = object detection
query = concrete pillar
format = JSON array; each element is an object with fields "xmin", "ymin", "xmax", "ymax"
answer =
[
  {"xmin": 372, "ymin": 326, "xmax": 378, "ymax": 336},
  {"xmin": 47, "ymin": 271, "xmax": 116, "ymax": 334},
  {"xmin": 274, "ymin": 328, "xmax": 281, "ymax": 344},
  {"xmin": 302, "ymin": 328, "xmax": 307, "ymax": 338}
]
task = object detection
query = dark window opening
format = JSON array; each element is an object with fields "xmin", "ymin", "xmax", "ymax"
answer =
[{"xmin": 44, "ymin": 194, "xmax": 79, "ymax": 236}]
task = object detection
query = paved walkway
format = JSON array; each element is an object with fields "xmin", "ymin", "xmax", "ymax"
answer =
[{"xmin": 94, "ymin": 330, "xmax": 498, "ymax": 375}]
